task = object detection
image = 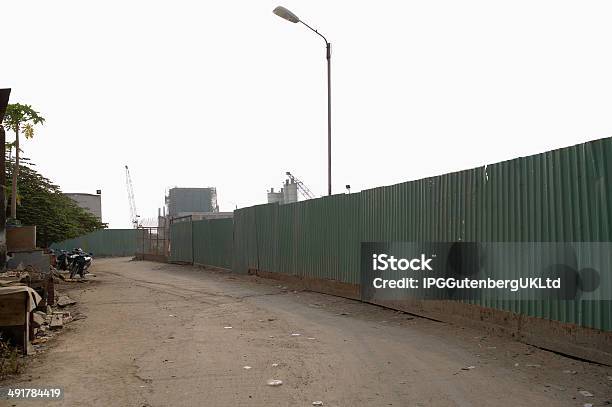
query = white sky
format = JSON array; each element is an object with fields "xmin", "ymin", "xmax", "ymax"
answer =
[{"xmin": 2, "ymin": 1, "xmax": 611, "ymax": 229}]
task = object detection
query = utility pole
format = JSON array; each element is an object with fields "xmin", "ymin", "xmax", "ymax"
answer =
[
  {"xmin": 273, "ymin": 6, "xmax": 333, "ymax": 195},
  {"xmin": 0, "ymin": 89, "xmax": 11, "ymax": 270}
]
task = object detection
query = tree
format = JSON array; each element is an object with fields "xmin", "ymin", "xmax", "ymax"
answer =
[
  {"xmin": 4, "ymin": 158, "xmax": 106, "ymax": 247},
  {"xmin": 2, "ymin": 104, "xmax": 45, "ymax": 220}
]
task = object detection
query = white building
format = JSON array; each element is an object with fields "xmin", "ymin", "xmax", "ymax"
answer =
[{"xmin": 64, "ymin": 192, "xmax": 102, "ymax": 220}]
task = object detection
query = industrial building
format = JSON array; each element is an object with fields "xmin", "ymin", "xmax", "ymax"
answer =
[
  {"xmin": 160, "ymin": 187, "xmax": 232, "ymax": 225},
  {"xmin": 267, "ymin": 181, "xmax": 297, "ymax": 205},
  {"xmin": 267, "ymin": 172, "xmax": 314, "ymax": 205},
  {"xmin": 166, "ymin": 187, "xmax": 218, "ymax": 217},
  {"xmin": 64, "ymin": 192, "xmax": 102, "ymax": 220}
]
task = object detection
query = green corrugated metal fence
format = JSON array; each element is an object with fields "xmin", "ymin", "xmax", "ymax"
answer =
[
  {"xmin": 230, "ymin": 137, "xmax": 612, "ymax": 331},
  {"xmin": 169, "ymin": 221, "xmax": 193, "ymax": 263},
  {"xmin": 169, "ymin": 218, "xmax": 234, "ymax": 268},
  {"xmin": 232, "ymin": 207, "xmax": 259, "ymax": 274},
  {"xmin": 166, "ymin": 137, "xmax": 611, "ymax": 331},
  {"xmin": 193, "ymin": 218, "xmax": 233, "ymax": 269},
  {"xmin": 50, "ymin": 229, "xmax": 137, "ymax": 257}
]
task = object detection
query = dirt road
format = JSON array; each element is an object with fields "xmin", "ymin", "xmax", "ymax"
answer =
[{"xmin": 4, "ymin": 258, "xmax": 611, "ymax": 406}]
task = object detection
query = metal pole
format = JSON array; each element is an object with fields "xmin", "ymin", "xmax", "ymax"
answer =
[
  {"xmin": 0, "ymin": 125, "xmax": 5, "ymax": 270},
  {"xmin": 298, "ymin": 21, "xmax": 331, "ymax": 196},
  {"xmin": 327, "ymin": 42, "xmax": 331, "ymax": 196}
]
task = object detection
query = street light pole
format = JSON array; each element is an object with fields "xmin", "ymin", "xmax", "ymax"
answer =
[
  {"xmin": 273, "ymin": 6, "xmax": 332, "ymax": 196},
  {"xmin": 326, "ymin": 41, "xmax": 331, "ymax": 196}
]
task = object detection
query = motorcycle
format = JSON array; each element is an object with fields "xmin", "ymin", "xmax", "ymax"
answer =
[
  {"xmin": 56, "ymin": 250, "xmax": 71, "ymax": 271},
  {"xmin": 68, "ymin": 248, "xmax": 93, "ymax": 279}
]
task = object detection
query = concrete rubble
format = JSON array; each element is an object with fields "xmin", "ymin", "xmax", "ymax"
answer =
[
  {"xmin": 0, "ymin": 262, "xmax": 81, "ymax": 356},
  {"xmin": 57, "ymin": 295, "xmax": 76, "ymax": 307},
  {"xmin": 29, "ymin": 299, "xmax": 78, "ymax": 353},
  {"xmin": 50, "ymin": 314, "xmax": 63, "ymax": 330},
  {"xmin": 32, "ymin": 311, "xmax": 46, "ymax": 327}
]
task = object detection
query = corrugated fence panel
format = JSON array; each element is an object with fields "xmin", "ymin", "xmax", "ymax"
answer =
[
  {"xmin": 193, "ymin": 218, "xmax": 233, "ymax": 269},
  {"xmin": 181, "ymin": 137, "xmax": 612, "ymax": 331},
  {"xmin": 479, "ymin": 140, "xmax": 612, "ymax": 331},
  {"xmin": 51, "ymin": 229, "xmax": 137, "ymax": 257},
  {"xmin": 232, "ymin": 206, "xmax": 259, "ymax": 274},
  {"xmin": 336, "ymin": 194, "xmax": 362, "ymax": 284},
  {"xmin": 232, "ymin": 195, "xmax": 361, "ymax": 284},
  {"xmin": 277, "ymin": 203, "xmax": 295, "ymax": 277},
  {"xmin": 169, "ymin": 221, "xmax": 193, "ymax": 263},
  {"xmin": 273, "ymin": 194, "xmax": 361, "ymax": 284},
  {"xmin": 254, "ymin": 204, "xmax": 279, "ymax": 274},
  {"xmin": 357, "ymin": 138, "xmax": 612, "ymax": 331}
]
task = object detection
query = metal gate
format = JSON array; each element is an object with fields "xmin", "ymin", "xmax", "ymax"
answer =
[{"xmin": 136, "ymin": 226, "xmax": 169, "ymax": 262}]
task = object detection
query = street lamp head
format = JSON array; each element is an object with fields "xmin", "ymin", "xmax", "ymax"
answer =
[{"xmin": 273, "ymin": 6, "xmax": 300, "ymax": 23}]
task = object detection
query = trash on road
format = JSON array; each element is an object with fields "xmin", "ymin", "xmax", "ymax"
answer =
[
  {"xmin": 291, "ymin": 333, "xmax": 301, "ymax": 336},
  {"xmin": 272, "ymin": 363, "xmax": 279, "ymax": 367},
  {"xmin": 579, "ymin": 390, "xmax": 594, "ymax": 397},
  {"xmin": 224, "ymin": 326, "xmax": 233, "ymax": 329},
  {"xmin": 266, "ymin": 379, "xmax": 283, "ymax": 386},
  {"xmin": 243, "ymin": 366, "xmax": 252, "ymax": 370},
  {"xmin": 312, "ymin": 402, "xmax": 323, "ymax": 406},
  {"xmin": 461, "ymin": 366, "xmax": 476, "ymax": 370}
]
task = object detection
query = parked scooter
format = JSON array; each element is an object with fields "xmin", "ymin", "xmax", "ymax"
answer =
[
  {"xmin": 68, "ymin": 248, "xmax": 93, "ymax": 279},
  {"xmin": 56, "ymin": 250, "xmax": 71, "ymax": 271}
]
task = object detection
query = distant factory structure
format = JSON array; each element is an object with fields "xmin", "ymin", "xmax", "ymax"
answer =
[
  {"xmin": 64, "ymin": 191, "xmax": 102, "ymax": 220},
  {"xmin": 267, "ymin": 180, "xmax": 298, "ymax": 205},
  {"xmin": 159, "ymin": 187, "xmax": 232, "ymax": 226},
  {"xmin": 167, "ymin": 187, "xmax": 219, "ymax": 216},
  {"xmin": 267, "ymin": 172, "xmax": 315, "ymax": 205}
]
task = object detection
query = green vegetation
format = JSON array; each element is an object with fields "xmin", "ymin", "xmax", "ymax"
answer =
[
  {"xmin": 2, "ymin": 103, "xmax": 45, "ymax": 221},
  {"xmin": 1, "ymin": 102, "xmax": 103, "ymax": 246},
  {"xmin": 5, "ymin": 159, "xmax": 106, "ymax": 247}
]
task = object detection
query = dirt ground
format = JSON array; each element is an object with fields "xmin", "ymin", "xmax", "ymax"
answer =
[{"xmin": 2, "ymin": 258, "xmax": 611, "ymax": 406}]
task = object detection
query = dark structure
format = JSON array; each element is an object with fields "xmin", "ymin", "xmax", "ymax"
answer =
[
  {"xmin": 166, "ymin": 187, "xmax": 218, "ymax": 217},
  {"xmin": 0, "ymin": 88, "xmax": 11, "ymax": 270}
]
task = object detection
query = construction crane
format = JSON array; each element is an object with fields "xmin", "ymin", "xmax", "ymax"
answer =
[
  {"xmin": 125, "ymin": 165, "xmax": 139, "ymax": 228},
  {"xmin": 285, "ymin": 171, "xmax": 316, "ymax": 200}
]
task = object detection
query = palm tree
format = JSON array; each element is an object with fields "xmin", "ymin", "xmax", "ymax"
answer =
[{"xmin": 2, "ymin": 103, "xmax": 45, "ymax": 220}]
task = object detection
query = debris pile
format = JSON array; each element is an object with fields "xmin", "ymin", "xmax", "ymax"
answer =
[
  {"xmin": 0, "ymin": 267, "xmax": 54, "ymax": 308},
  {"xmin": 29, "ymin": 292, "xmax": 78, "ymax": 354},
  {"xmin": 0, "ymin": 263, "xmax": 82, "ymax": 356}
]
